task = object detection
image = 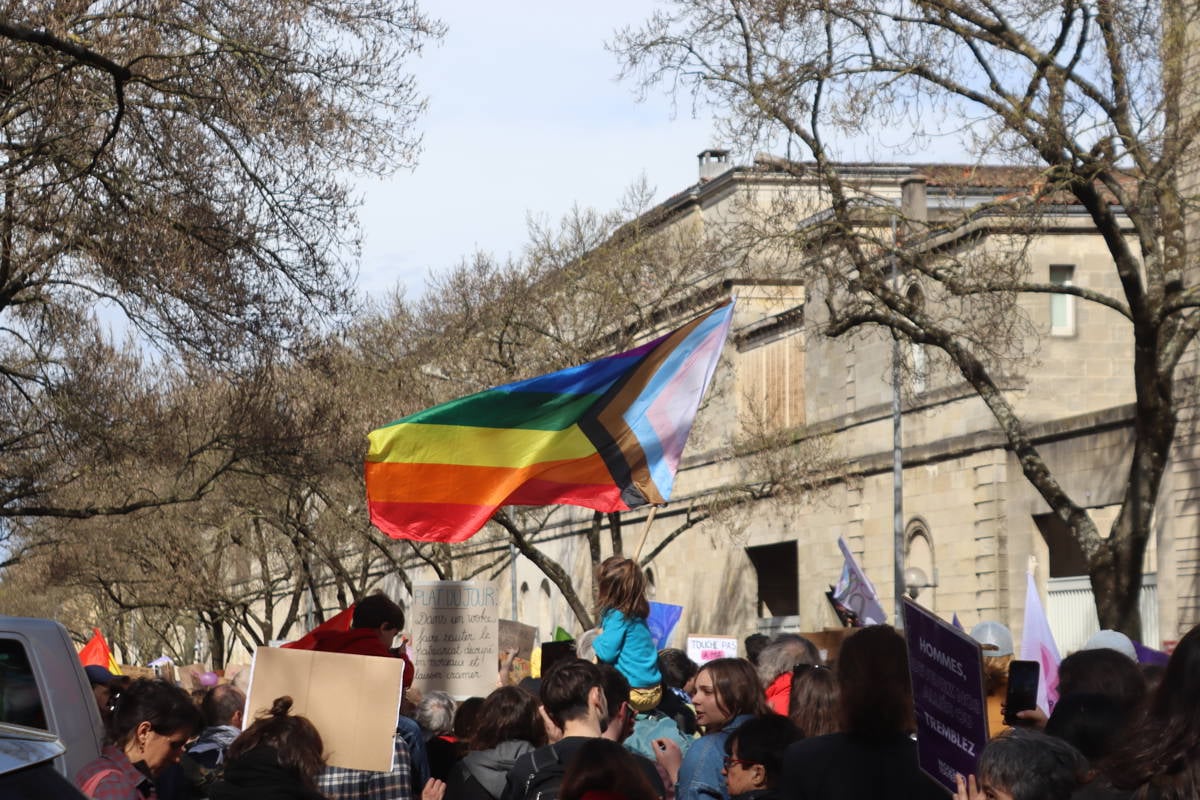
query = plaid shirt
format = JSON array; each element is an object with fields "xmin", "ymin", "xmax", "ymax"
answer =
[
  {"xmin": 75, "ymin": 745, "xmax": 156, "ymax": 800},
  {"xmin": 318, "ymin": 733, "xmax": 413, "ymax": 800}
]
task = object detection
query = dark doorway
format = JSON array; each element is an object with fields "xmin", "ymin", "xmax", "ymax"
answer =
[{"xmin": 746, "ymin": 541, "xmax": 799, "ymax": 616}]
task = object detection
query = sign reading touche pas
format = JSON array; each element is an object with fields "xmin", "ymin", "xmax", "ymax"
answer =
[
  {"xmin": 903, "ymin": 598, "xmax": 989, "ymax": 794},
  {"xmin": 686, "ymin": 634, "xmax": 738, "ymax": 664}
]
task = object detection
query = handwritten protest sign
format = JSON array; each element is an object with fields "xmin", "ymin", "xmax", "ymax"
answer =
[
  {"xmin": 245, "ymin": 646, "xmax": 404, "ymax": 772},
  {"xmin": 686, "ymin": 634, "xmax": 738, "ymax": 664},
  {"xmin": 411, "ymin": 581, "xmax": 499, "ymax": 698},
  {"xmin": 499, "ymin": 619, "xmax": 537, "ymax": 661},
  {"xmin": 903, "ymin": 598, "xmax": 989, "ymax": 794}
]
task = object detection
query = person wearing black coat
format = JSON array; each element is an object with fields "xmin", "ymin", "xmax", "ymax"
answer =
[
  {"xmin": 781, "ymin": 627, "xmax": 943, "ymax": 800},
  {"xmin": 209, "ymin": 746, "xmax": 325, "ymax": 800},
  {"xmin": 208, "ymin": 697, "xmax": 327, "ymax": 800}
]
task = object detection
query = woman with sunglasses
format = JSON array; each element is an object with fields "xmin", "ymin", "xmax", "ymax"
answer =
[
  {"xmin": 654, "ymin": 658, "xmax": 768, "ymax": 800},
  {"xmin": 722, "ymin": 715, "xmax": 802, "ymax": 800},
  {"xmin": 76, "ymin": 678, "xmax": 202, "ymax": 799}
]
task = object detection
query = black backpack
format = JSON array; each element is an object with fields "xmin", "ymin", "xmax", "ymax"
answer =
[
  {"xmin": 178, "ymin": 750, "xmax": 224, "ymax": 799},
  {"xmin": 519, "ymin": 743, "xmax": 569, "ymax": 800}
]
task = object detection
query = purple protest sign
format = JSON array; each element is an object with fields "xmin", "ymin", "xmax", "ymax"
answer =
[{"xmin": 903, "ymin": 598, "xmax": 989, "ymax": 794}]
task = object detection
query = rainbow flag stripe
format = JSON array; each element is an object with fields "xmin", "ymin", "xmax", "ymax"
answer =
[{"xmin": 366, "ymin": 300, "xmax": 734, "ymax": 542}]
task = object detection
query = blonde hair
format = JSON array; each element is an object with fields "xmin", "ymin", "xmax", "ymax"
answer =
[
  {"xmin": 983, "ymin": 654, "xmax": 1014, "ymax": 695},
  {"xmin": 595, "ymin": 556, "xmax": 650, "ymax": 619}
]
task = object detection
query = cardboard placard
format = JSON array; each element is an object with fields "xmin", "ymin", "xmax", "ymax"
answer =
[
  {"xmin": 686, "ymin": 635, "xmax": 738, "ymax": 664},
  {"xmin": 245, "ymin": 646, "xmax": 404, "ymax": 772},
  {"xmin": 903, "ymin": 598, "xmax": 989, "ymax": 794},
  {"xmin": 119, "ymin": 665, "xmax": 156, "ymax": 680},
  {"xmin": 499, "ymin": 619, "xmax": 538, "ymax": 661},
  {"xmin": 223, "ymin": 663, "xmax": 251, "ymax": 691},
  {"xmin": 411, "ymin": 581, "xmax": 499, "ymax": 699},
  {"xmin": 178, "ymin": 663, "xmax": 209, "ymax": 691}
]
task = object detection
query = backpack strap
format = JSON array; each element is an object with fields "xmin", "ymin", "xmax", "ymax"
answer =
[
  {"xmin": 522, "ymin": 743, "xmax": 563, "ymax": 800},
  {"xmin": 80, "ymin": 768, "xmax": 122, "ymax": 797}
]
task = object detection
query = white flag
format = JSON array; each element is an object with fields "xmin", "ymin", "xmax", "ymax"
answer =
[
  {"xmin": 832, "ymin": 537, "xmax": 888, "ymax": 625},
  {"xmin": 1020, "ymin": 570, "xmax": 1061, "ymax": 713}
]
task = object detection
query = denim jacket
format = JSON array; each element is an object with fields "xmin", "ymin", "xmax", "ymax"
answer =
[{"xmin": 675, "ymin": 714, "xmax": 753, "ymax": 800}]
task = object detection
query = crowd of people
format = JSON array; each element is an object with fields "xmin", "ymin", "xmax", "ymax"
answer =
[{"xmin": 73, "ymin": 558, "xmax": 1200, "ymax": 800}]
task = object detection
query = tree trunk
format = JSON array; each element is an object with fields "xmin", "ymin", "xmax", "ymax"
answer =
[
  {"xmin": 608, "ymin": 512, "xmax": 623, "ymax": 556},
  {"xmin": 587, "ymin": 512, "xmax": 602, "ymax": 609},
  {"xmin": 208, "ymin": 615, "xmax": 227, "ymax": 670},
  {"xmin": 1087, "ymin": 375, "xmax": 1174, "ymax": 638},
  {"xmin": 495, "ymin": 512, "xmax": 594, "ymax": 629},
  {"xmin": 1090, "ymin": 538, "xmax": 1144, "ymax": 640}
]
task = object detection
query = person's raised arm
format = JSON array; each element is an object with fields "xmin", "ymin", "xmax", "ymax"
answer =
[{"xmin": 592, "ymin": 611, "xmax": 628, "ymax": 664}]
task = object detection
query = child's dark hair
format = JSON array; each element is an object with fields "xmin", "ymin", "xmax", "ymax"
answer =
[
  {"xmin": 352, "ymin": 592, "xmax": 405, "ymax": 631},
  {"xmin": 226, "ymin": 696, "xmax": 326, "ymax": 791},
  {"xmin": 595, "ymin": 556, "xmax": 650, "ymax": 619},
  {"xmin": 658, "ymin": 648, "xmax": 699, "ymax": 689}
]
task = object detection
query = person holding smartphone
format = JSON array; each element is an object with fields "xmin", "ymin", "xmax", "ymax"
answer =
[
  {"xmin": 1002, "ymin": 661, "xmax": 1041, "ymax": 727},
  {"xmin": 970, "ymin": 621, "xmax": 1017, "ymax": 737}
]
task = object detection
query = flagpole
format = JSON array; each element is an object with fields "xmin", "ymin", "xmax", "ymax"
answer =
[{"xmin": 633, "ymin": 505, "xmax": 659, "ymax": 563}]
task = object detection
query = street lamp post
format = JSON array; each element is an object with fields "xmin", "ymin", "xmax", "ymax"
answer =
[{"xmin": 891, "ymin": 215, "xmax": 905, "ymax": 629}]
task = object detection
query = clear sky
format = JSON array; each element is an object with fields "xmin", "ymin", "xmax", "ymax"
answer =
[{"xmin": 353, "ymin": 2, "xmax": 719, "ymax": 300}]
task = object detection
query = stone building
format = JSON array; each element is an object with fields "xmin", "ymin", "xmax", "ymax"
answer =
[{"xmin": 438, "ymin": 152, "xmax": 1198, "ymax": 655}]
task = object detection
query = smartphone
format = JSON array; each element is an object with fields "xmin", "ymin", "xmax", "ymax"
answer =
[{"xmin": 1004, "ymin": 659, "xmax": 1040, "ymax": 725}]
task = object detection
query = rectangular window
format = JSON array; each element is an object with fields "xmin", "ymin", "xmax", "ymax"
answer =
[
  {"xmin": 1049, "ymin": 264, "xmax": 1075, "ymax": 336},
  {"xmin": 737, "ymin": 329, "xmax": 805, "ymax": 434},
  {"xmin": 0, "ymin": 639, "xmax": 48, "ymax": 729}
]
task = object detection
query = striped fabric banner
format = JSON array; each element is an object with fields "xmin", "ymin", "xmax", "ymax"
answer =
[{"xmin": 366, "ymin": 300, "xmax": 734, "ymax": 542}]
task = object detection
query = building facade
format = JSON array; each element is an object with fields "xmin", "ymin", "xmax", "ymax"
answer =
[{"xmin": 445, "ymin": 153, "xmax": 1200, "ymax": 655}]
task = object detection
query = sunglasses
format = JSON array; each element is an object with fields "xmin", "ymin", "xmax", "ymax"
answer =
[{"xmin": 791, "ymin": 663, "xmax": 830, "ymax": 679}]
